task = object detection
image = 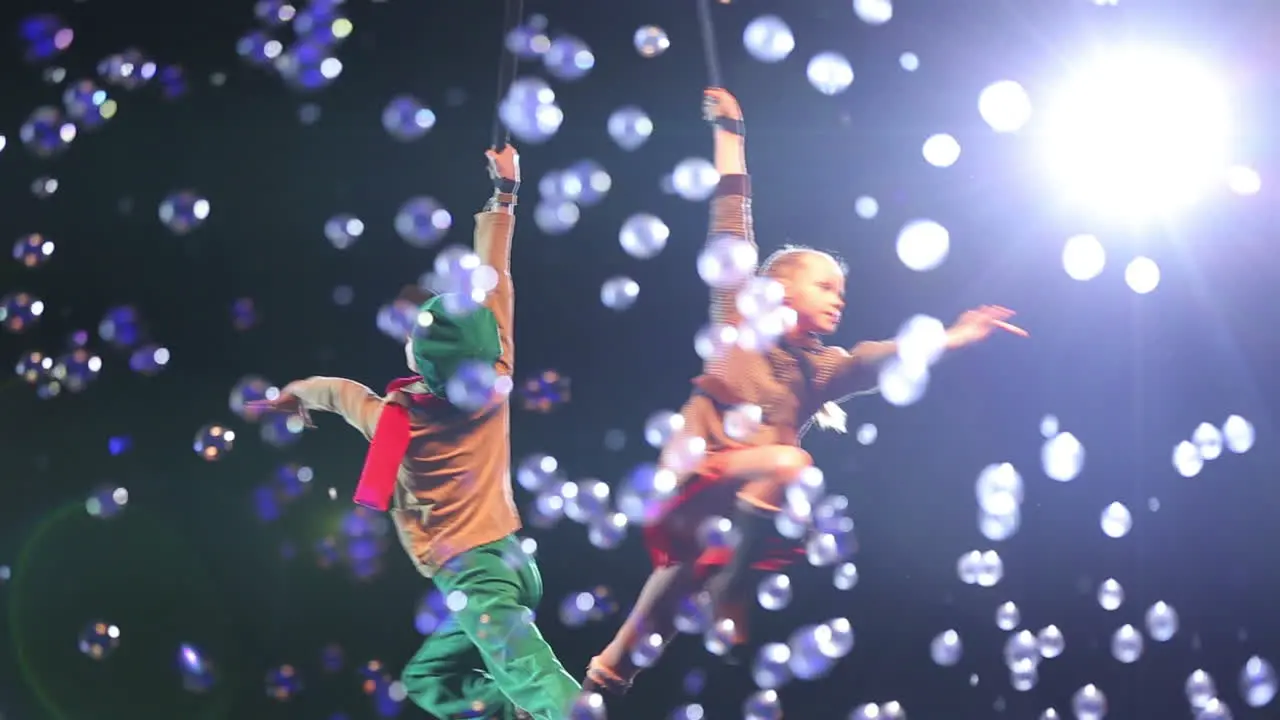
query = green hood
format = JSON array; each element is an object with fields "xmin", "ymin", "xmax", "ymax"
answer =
[{"xmin": 411, "ymin": 295, "xmax": 502, "ymax": 396}]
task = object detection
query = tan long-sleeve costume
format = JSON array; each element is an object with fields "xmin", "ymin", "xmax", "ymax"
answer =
[{"xmin": 286, "ymin": 208, "xmax": 520, "ymax": 576}]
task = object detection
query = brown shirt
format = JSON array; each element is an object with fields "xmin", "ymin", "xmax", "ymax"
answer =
[
  {"xmin": 288, "ymin": 206, "xmax": 520, "ymax": 577},
  {"xmin": 686, "ymin": 174, "xmax": 891, "ymax": 455}
]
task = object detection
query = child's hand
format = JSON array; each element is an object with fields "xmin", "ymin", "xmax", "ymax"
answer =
[
  {"xmin": 246, "ymin": 385, "xmax": 315, "ymax": 427},
  {"xmin": 702, "ymin": 87, "xmax": 743, "ymax": 122},
  {"xmin": 945, "ymin": 305, "xmax": 1027, "ymax": 349},
  {"xmin": 486, "ymin": 144, "xmax": 520, "ymax": 185}
]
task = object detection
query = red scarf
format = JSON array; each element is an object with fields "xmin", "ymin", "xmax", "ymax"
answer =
[{"xmin": 352, "ymin": 376, "xmax": 447, "ymax": 511}]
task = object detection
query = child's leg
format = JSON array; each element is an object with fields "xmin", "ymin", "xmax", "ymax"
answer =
[
  {"xmin": 703, "ymin": 445, "xmax": 813, "ymax": 640},
  {"xmin": 586, "ymin": 563, "xmax": 700, "ymax": 691},
  {"xmin": 432, "ymin": 536, "xmax": 581, "ymax": 720},
  {"xmin": 718, "ymin": 444, "xmax": 814, "ymax": 510},
  {"xmin": 401, "ymin": 620, "xmax": 517, "ymax": 718}
]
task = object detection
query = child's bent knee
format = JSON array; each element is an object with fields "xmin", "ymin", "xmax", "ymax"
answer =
[{"xmin": 769, "ymin": 446, "xmax": 813, "ymax": 480}]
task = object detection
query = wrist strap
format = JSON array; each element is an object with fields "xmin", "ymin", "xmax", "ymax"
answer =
[
  {"xmin": 713, "ymin": 117, "xmax": 745, "ymax": 136},
  {"xmin": 493, "ymin": 177, "xmax": 519, "ymax": 194},
  {"xmin": 485, "ymin": 192, "xmax": 517, "ymax": 213}
]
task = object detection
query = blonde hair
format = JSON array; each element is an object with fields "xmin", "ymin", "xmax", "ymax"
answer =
[{"xmin": 760, "ymin": 245, "xmax": 849, "ymax": 433}]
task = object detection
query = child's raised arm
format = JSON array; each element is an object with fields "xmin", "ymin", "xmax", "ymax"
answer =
[
  {"xmin": 474, "ymin": 144, "xmax": 519, "ymax": 376},
  {"xmin": 704, "ymin": 88, "xmax": 755, "ymax": 329}
]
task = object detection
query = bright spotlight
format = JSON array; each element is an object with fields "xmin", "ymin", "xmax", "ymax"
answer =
[{"xmin": 1039, "ymin": 47, "xmax": 1233, "ymax": 221}]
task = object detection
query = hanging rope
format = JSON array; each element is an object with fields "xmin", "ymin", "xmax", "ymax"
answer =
[
  {"xmin": 490, "ymin": 0, "xmax": 526, "ymax": 149},
  {"xmin": 695, "ymin": 0, "xmax": 723, "ymax": 88}
]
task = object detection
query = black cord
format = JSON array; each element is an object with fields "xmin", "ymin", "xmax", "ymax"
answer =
[
  {"xmin": 696, "ymin": 0, "xmax": 723, "ymax": 88},
  {"xmin": 490, "ymin": 0, "xmax": 525, "ymax": 149}
]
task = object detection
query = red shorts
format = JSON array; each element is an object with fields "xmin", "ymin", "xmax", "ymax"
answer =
[{"xmin": 642, "ymin": 454, "xmax": 804, "ymax": 575}]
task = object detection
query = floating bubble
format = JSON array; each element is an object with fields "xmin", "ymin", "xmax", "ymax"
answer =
[
  {"xmin": 619, "ymin": 213, "xmax": 669, "ymax": 259},
  {"xmin": 382, "ymin": 94, "xmax": 436, "ymax": 141},
  {"xmin": 543, "ymin": 35, "xmax": 594, "ymax": 81},
  {"xmin": 325, "ymin": 213, "xmax": 364, "ymax": 249},
  {"xmin": 159, "ymin": 190, "xmax": 212, "ymax": 234},
  {"xmin": 607, "ymin": 106, "xmax": 653, "ymax": 151},
  {"xmin": 922, "ymin": 133, "xmax": 961, "ymax": 168},
  {"xmin": 931, "ymin": 629, "xmax": 962, "ymax": 666},
  {"xmin": 395, "ymin": 196, "xmax": 451, "ymax": 247},
  {"xmin": 852, "ymin": 0, "xmax": 894, "ymax": 25},
  {"xmin": 896, "ymin": 219, "xmax": 949, "ymax": 271},
  {"xmin": 20, "ymin": 13, "xmax": 75, "ymax": 63},
  {"xmin": 0, "ymin": 292, "xmax": 46, "ymax": 333},
  {"xmin": 1097, "ymin": 578, "xmax": 1124, "ymax": 611},
  {"xmin": 671, "ymin": 158, "xmax": 720, "ymax": 201},
  {"xmin": 20, "ymin": 106, "xmax": 76, "ymax": 157},
  {"xmin": 265, "ymin": 664, "xmax": 302, "ymax": 701},
  {"xmin": 13, "ymin": 233, "xmax": 54, "ymax": 268},
  {"xmin": 1124, "ymin": 256, "xmax": 1160, "ymax": 294},
  {"xmin": 978, "ymin": 80, "xmax": 1033, "ymax": 133},
  {"xmin": 806, "ymin": 52, "xmax": 854, "ymax": 95},
  {"xmin": 634, "ymin": 26, "xmax": 670, "ymax": 58},
  {"xmin": 97, "ymin": 48, "xmax": 157, "ymax": 89},
  {"xmin": 500, "ymin": 76, "xmax": 563, "ymax": 143},
  {"xmin": 743, "ymin": 15, "xmax": 794, "ymax": 63},
  {"xmin": 1110, "ymin": 623, "xmax": 1144, "ymax": 663},
  {"xmin": 78, "ymin": 621, "xmax": 121, "ymax": 659},
  {"xmin": 600, "ymin": 276, "xmax": 640, "ymax": 311},
  {"xmin": 194, "ymin": 423, "xmax": 236, "ymax": 461}
]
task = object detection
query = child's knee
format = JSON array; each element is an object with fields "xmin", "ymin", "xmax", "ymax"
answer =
[{"xmin": 768, "ymin": 446, "xmax": 813, "ymax": 482}]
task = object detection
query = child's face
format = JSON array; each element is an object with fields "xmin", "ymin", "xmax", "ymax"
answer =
[
  {"xmin": 782, "ymin": 253, "xmax": 846, "ymax": 335},
  {"xmin": 404, "ymin": 339, "xmax": 419, "ymax": 373}
]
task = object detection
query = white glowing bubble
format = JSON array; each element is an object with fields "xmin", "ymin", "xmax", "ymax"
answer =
[
  {"xmin": 931, "ymin": 629, "xmax": 963, "ymax": 666},
  {"xmin": 922, "ymin": 133, "xmax": 961, "ymax": 168},
  {"xmin": 1100, "ymin": 502, "xmax": 1132, "ymax": 538},
  {"xmin": 1098, "ymin": 578, "xmax": 1124, "ymax": 611},
  {"xmin": 1173, "ymin": 440, "xmax": 1204, "ymax": 478},
  {"xmin": 607, "ymin": 106, "xmax": 653, "ymax": 151},
  {"xmin": 633, "ymin": 25, "xmax": 670, "ymax": 58},
  {"xmin": 698, "ymin": 236, "xmax": 758, "ymax": 289},
  {"xmin": 1240, "ymin": 655, "xmax": 1278, "ymax": 707},
  {"xmin": 852, "ymin": 0, "xmax": 893, "ymax": 25},
  {"xmin": 671, "ymin": 158, "xmax": 720, "ymax": 201},
  {"xmin": 878, "ymin": 357, "xmax": 929, "ymax": 407},
  {"xmin": 533, "ymin": 200, "xmax": 580, "ymax": 235},
  {"xmin": 619, "ymin": 213, "xmax": 669, "ymax": 259},
  {"xmin": 1124, "ymin": 256, "xmax": 1160, "ymax": 294},
  {"xmin": 1072, "ymin": 685, "xmax": 1107, "ymax": 719},
  {"xmin": 895, "ymin": 314, "xmax": 948, "ymax": 367},
  {"xmin": 807, "ymin": 52, "xmax": 854, "ymax": 95},
  {"xmin": 895, "ymin": 219, "xmax": 949, "ymax": 272},
  {"xmin": 1062, "ymin": 234, "xmax": 1105, "ymax": 281},
  {"xmin": 899, "ymin": 52, "xmax": 919, "ymax": 72},
  {"xmin": 1041, "ymin": 431, "xmax": 1084, "ymax": 481},
  {"xmin": 1144, "ymin": 601, "xmax": 1179, "ymax": 642},
  {"xmin": 978, "ymin": 80, "xmax": 1033, "ymax": 133},
  {"xmin": 1192, "ymin": 421, "xmax": 1223, "ymax": 460},
  {"xmin": 1222, "ymin": 414, "xmax": 1254, "ymax": 453},
  {"xmin": 743, "ymin": 15, "xmax": 794, "ymax": 63},
  {"xmin": 854, "ymin": 196, "xmax": 878, "ymax": 219},
  {"xmin": 600, "ymin": 276, "xmax": 639, "ymax": 311}
]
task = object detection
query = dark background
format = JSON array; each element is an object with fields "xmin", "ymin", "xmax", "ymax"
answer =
[{"xmin": 2, "ymin": 0, "xmax": 1279, "ymax": 718}]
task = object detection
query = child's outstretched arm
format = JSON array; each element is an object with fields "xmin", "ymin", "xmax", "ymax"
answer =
[
  {"xmin": 703, "ymin": 87, "xmax": 754, "ymax": 328},
  {"xmin": 810, "ymin": 306, "xmax": 1025, "ymax": 405},
  {"xmin": 475, "ymin": 144, "xmax": 519, "ymax": 377},
  {"xmin": 251, "ymin": 377, "xmax": 384, "ymax": 441}
]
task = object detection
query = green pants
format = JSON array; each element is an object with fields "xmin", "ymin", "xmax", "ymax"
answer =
[{"xmin": 401, "ymin": 535, "xmax": 581, "ymax": 719}]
